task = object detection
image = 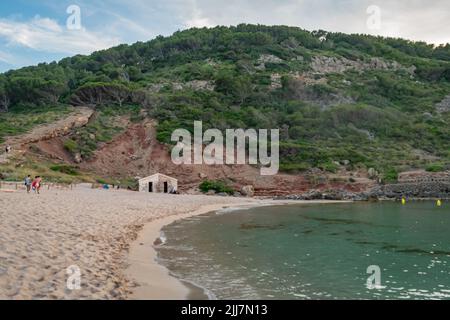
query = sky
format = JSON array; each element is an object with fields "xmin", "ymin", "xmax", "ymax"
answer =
[{"xmin": 0, "ymin": 0, "xmax": 449, "ymax": 72}]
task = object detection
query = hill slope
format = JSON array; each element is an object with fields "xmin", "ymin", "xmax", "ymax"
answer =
[{"xmin": 0, "ymin": 25, "xmax": 449, "ymax": 190}]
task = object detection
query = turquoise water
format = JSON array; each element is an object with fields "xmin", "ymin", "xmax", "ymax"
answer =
[{"xmin": 157, "ymin": 202, "xmax": 450, "ymax": 300}]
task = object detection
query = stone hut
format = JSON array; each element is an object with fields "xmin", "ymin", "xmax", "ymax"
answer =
[{"xmin": 138, "ymin": 173, "xmax": 178, "ymax": 194}]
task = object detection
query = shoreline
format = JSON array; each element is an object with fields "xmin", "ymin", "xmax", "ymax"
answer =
[
  {"xmin": 0, "ymin": 185, "xmax": 445, "ymax": 300},
  {"xmin": 125, "ymin": 199, "xmax": 352, "ymax": 300}
]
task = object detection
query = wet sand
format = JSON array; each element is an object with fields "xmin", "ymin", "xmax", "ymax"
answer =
[{"xmin": 126, "ymin": 199, "xmax": 351, "ymax": 300}]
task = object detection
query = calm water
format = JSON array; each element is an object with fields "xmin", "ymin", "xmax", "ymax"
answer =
[{"xmin": 157, "ymin": 202, "xmax": 450, "ymax": 300}]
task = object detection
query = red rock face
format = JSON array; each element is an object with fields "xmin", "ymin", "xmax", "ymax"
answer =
[{"xmin": 18, "ymin": 117, "xmax": 375, "ymax": 196}]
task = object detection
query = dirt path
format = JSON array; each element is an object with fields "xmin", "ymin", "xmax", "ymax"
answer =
[{"xmin": 0, "ymin": 107, "xmax": 94, "ymax": 164}]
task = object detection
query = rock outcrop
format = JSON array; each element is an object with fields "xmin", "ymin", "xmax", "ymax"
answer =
[
  {"xmin": 369, "ymin": 183, "xmax": 450, "ymax": 199},
  {"xmin": 436, "ymin": 95, "xmax": 450, "ymax": 113},
  {"xmin": 311, "ymin": 56, "xmax": 416, "ymax": 75},
  {"xmin": 146, "ymin": 80, "xmax": 216, "ymax": 94},
  {"xmin": 274, "ymin": 181, "xmax": 450, "ymax": 201},
  {"xmin": 241, "ymin": 185, "xmax": 255, "ymax": 197},
  {"xmin": 0, "ymin": 107, "xmax": 94, "ymax": 164}
]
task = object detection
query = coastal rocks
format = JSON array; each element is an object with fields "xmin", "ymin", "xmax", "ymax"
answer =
[
  {"xmin": 368, "ymin": 183, "xmax": 450, "ymax": 199},
  {"xmin": 275, "ymin": 181, "xmax": 450, "ymax": 202},
  {"xmin": 240, "ymin": 185, "xmax": 255, "ymax": 197},
  {"xmin": 274, "ymin": 189, "xmax": 369, "ymax": 201}
]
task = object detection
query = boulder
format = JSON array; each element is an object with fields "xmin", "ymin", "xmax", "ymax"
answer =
[
  {"xmin": 241, "ymin": 185, "xmax": 255, "ymax": 197},
  {"xmin": 368, "ymin": 168, "xmax": 379, "ymax": 179},
  {"xmin": 74, "ymin": 153, "xmax": 82, "ymax": 164}
]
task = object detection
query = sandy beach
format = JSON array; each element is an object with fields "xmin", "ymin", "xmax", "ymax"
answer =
[
  {"xmin": 0, "ymin": 185, "xmax": 349, "ymax": 300},
  {"xmin": 0, "ymin": 185, "xmax": 259, "ymax": 299}
]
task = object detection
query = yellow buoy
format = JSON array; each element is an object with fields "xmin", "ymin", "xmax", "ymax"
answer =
[
  {"xmin": 401, "ymin": 198, "xmax": 406, "ymax": 205},
  {"xmin": 437, "ymin": 199, "xmax": 442, "ymax": 207}
]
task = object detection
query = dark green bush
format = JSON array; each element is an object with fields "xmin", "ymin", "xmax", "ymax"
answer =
[
  {"xmin": 383, "ymin": 168, "xmax": 399, "ymax": 183},
  {"xmin": 426, "ymin": 164, "xmax": 445, "ymax": 172},
  {"xmin": 199, "ymin": 180, "xmax": 234, "ymax": 194},
  {"xmin": 50, "ymin": 165, "xmax": 79, "ymax": 176},
  {"xmin": 63, "ymin": 139, "xmax": 78, "ymax": 153}
]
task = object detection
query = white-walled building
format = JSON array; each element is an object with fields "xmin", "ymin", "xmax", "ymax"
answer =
[{"xmin": 138, "ymin": 173, "xmax": 178, "ymax": 193}]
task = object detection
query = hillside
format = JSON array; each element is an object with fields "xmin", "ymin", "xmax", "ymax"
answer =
[{"xmin": 0, "ymin": 25, "xmax": 449, "ymax": 192}]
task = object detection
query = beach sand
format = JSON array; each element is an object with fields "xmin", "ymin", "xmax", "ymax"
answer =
[
  {"xmin": 0, "ymin": 185, "xmax": 349, "ymax": 300},
  {"xmin": 0, "ymin": 185, "xmax": 256, "ymax": 299}
]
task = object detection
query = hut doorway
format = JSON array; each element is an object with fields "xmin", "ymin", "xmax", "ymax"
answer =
[
  {"xmin": 164, "ymin": 181, "xmax": 168, "ymax": 193},
  {"xmin": 148, "ymin": 182, "xmax": 153, "ymax": 193}
]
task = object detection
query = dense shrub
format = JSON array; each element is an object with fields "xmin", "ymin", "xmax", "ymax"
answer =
[
  {"xmin": 199, "ymin": 180, "xmax": 234, "ymax": 194},
  {"xmin": 50, "ymin": 165, "xmax": 79, "ymax": 176}
]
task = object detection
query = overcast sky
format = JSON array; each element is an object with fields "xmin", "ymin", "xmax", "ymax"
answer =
[{"xmin": 0, "ymin": 0, "xmax": 449, "ymax": 72}]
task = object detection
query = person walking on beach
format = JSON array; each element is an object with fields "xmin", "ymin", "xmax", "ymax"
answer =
[
  {"xmin": 24, "ymin": 175, "xmax": 32, "ymax": 193},
  {"xmin": 32, "ymin": 176, "xmax": 42, "ymax": 194}
]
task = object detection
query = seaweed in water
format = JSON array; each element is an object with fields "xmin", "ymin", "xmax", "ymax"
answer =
[
  {"xmin": 239, "ymin": 223, "xmax": 285, "ymax": 231},
  {"xmin": 381, "ymin": 244, "xmax": 450, "ymax": 256}
]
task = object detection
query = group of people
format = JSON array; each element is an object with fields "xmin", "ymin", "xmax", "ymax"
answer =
[{"xmin": 24, "ymin": 175, "xmax": 42, "ymax": 194}]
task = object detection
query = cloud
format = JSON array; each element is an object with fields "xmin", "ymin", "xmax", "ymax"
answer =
[
  {"xmin": 172, "ymin": 0, "xmax": 450, "ymax": 45},
  {"xmin": 183, "ymin": 0, "xmax": 214, "ymax": 28},
  {"xmin": 0, "ymin": 15, "xmax": 120, "ymax": 55},
  {"xmin": 0, "ymin": 50, "xmax": 13, "ymax": 64}
]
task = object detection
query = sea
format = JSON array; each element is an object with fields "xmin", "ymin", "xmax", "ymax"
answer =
[{"xmin": 156, "ymin": 201, "xmax": 450, "ymax": 300}]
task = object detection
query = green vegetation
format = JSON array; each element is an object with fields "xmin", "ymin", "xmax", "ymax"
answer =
[
  {"xmin": 199, "ymin": 180, "xmax": 234, "ymax": 194},
  {"xmin": 426, "ymin": 163, "xmax": 445, "ymax": 172},
  {"xmin": 383, "ymin": 168, "xmax": 399, "ymax": 183},
  {"xmin": 50, "ymin": 164, "xmax": 79, "ymax": 176},
  {"xmin": 63, "ymin": 139, "xmax": 78, "ymax": 153},
  {"xmin": 0, "ymin": 157, "xmax": 93, "ymax": 184},
  {"xmin": 0, "ymin": 105, "xmax": 69, "ymax": 143},
  {"xmin": 1, "ymin": 25, "xmax": 449, "ymax": 177},
  {"xmin": 64, "ymin": 105, "xmax": 135, "ymax": 159}
]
